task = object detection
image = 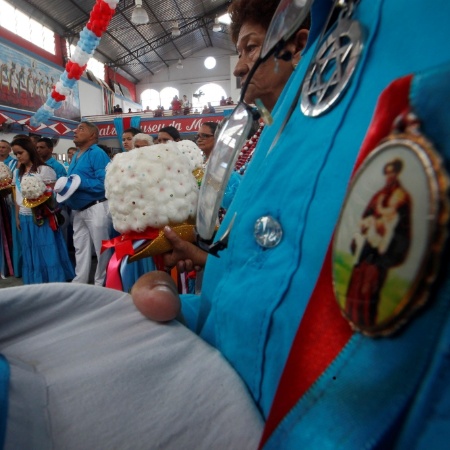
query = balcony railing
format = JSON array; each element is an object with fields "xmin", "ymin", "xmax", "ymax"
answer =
[{"xmin": 83, "ymin": 105, "xmax": 234, "ymax": 123}]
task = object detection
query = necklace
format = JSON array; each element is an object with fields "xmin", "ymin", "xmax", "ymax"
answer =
[{"xmin": 235, "ymin": 124, "xmax": 264, "ymax": 175}]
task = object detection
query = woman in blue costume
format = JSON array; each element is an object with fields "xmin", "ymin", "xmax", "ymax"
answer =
[
  {"xmin": 134, "ymin": 0, "xmax": 450, "ymax": 447},
  {"xmin": 11, "ymin": 137, "xmax": 74, "ymax": 284},
  {"xmin": 2, "ymin": 0, "xmax": 450, "ymax": 448}
]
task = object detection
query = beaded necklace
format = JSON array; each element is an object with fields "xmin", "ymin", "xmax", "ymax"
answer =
[
  {"xmin": 234, "ymin": 124, "xmax": 264, "ymax": 175},
  {"xmin": 218, "ymin": 124, "xmax": 265, "ymax": 223}
]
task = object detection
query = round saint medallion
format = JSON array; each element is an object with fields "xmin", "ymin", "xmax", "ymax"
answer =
[
  {"xmin": 254, "ymin": 215, "xmax": 283, "ymax": 248},
  {"xmin": 301, "ymin": 16, "xmax": 364, "ymax": 117},
  {"xmin": 332, "ymin": 133, "xmax": 449, "ymax": 336}
]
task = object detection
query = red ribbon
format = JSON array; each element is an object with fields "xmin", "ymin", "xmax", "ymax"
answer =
[
  {"xmin": 101, "ymin": 228, "xmax": 160, "ymax": 260},
  {"xmin": 44, "ymin": 205, "xmax": 58, "ymax": 231},
  {"xmin": 105, "ymin": 250, "xmax": 124, "ymax": 291}
]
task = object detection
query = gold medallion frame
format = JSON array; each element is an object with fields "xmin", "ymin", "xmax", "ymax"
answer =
[{"xmin": 332, "ymin": 132, "xmax": 449, "ymax": 337}]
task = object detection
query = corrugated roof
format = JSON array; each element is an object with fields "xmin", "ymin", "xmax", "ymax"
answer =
[{"xmin": 12, "ymin": 0, "xmax": 235, "ymax": 83}]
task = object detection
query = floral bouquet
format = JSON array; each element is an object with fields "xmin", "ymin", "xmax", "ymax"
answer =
[
  {"xmin": 0, "ymin": 162, "xmax": 13, "ymax": 198},
  {"xmin": 21, "ymin": 174, "xmax": 61, "ymax": 229},
  {"xmin": 175, "ymin": 139, "xmax": 206, "ymax": 186},
  {"xmin": 104, "ymin": 142, "xmax": 203, "ymax": 263}
]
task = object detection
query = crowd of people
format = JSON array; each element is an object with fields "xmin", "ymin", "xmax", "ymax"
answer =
[
  {"xmin": 124, "ymin": 96, "xmax": 234, "ymax": 117},
  {"xmin": 1, "ymin": 0, "xmax": 450, "ymax": 448},
  {"xmin": 0, "ymin": 137, "xmax": 77, "ymax": 283},
  {"xmin": 0, "ymin": 122, "xmax": 214, "ymax": 289}
]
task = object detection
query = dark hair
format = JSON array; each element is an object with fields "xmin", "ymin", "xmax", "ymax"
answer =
[
  {"xmin": 228, "ymin": 0, "xmax": 311, "ymax": 44},
  {"xmin": 97, "ymin": 144, "xmax": 112, "ymax": 158},
  {"xmin": 12, "ymin": 134, "xmax": 29, "ymax": 140},
  {"xmin": 384, "ymin": 159, "xmax": 403, "ymax": 174},
  {"xmin": 37, "ymin": 137, "xmax": 54, "ymax": 149},
  {"xmin": 202, "ymin": 122, "xmax": 219, "ymax": 136},
  {"xmin": 159, "ymin": 126, "xmax": 181, "ymax": 141},
  {"xmin": 11, "ymin": 137, "xmax": 45, "ymax": 178},
  {"xmin": 123, "ymin": 127, "xmax": 141, "ymax": 136}
]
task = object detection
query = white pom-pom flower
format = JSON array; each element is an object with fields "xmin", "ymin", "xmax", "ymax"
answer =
[
  {"xmin": 175, "ymin": 140, "xmax": 204, "ymax": 169},
  {"xmin": 0, "ymin": 162, "xmax": 12, "ymax": 189},
  {"xmin": 21, "ymin": 174, "xmax": 46, "ymax": 199},
  {"xmin": 105, "ymin": 144, "xmax": 199, "ymax": 233}
]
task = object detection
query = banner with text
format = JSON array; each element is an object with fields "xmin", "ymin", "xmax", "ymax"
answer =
[{"xmin": 96, "ymin": 115, "xmax": 224, "ymax": 137}]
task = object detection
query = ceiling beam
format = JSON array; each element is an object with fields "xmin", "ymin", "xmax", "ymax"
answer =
[
  {"xmin": 62, "ymin": 0, "xmax": 151, "ymax": 80},
  {"xmin": 112, "ymin": 3, "xmax": 228, "ymax": 67},
  {"xmin": 67, "ymin": 0, "xmax": 136, "ymax": 34},
  {"xmin": 201, "ymin": 17, "xmax": 214, "ymax": 48},
  {"xmin": 113, "ymin": 16, "xmax": 211, "ymax": 67}
]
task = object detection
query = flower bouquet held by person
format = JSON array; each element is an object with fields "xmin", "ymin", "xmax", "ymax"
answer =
[
  {"xmin": 0, "ymin": 162, "xmax": 13, "ymax": 197},
  {"xmin": 20, "ymin": 174, "xmax": 63, "ymax": 230},
  {"xmin": 103, "ymin": 142, "xmax": 202, "ymax": 290}
]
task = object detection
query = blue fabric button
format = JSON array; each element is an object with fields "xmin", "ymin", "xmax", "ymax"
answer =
[{"xmin": 254, "ymin": 216, "xmax": 283, "ymax": 248}]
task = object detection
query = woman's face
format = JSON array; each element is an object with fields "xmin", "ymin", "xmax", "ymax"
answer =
[
  {"xmin": 122, "ymin": 132, "xmax": 134, "ymax": 151},
  {"xmin": 233, "ymin": 22, "xmax": 295, "ymax": 112},
  {"xmin": 0, "ymin": 141, "xmax": 10, "ymax": 159},
  {"xmin": 12, "ymin": 145, "xmax": 31, "ymax": 166},
  {"xmin": 158, "ymin": 131, "xmax": 175, "ymax": 144},
  {"xmin": 196, "ymin": 125, "xmax": 215, "ymax": 158}
]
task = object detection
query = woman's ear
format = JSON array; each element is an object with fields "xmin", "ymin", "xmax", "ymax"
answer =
[{"xmin": 291, "ymin": 29, "xmax": 309, "ymax": 67}]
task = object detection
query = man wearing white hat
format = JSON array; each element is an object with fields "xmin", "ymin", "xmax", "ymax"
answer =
[{"xmin": 60, "ymin": 121, "xmax": 113, "ymax": 286}]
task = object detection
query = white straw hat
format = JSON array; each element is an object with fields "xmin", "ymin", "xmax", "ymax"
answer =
[{"xmin": 54, "ymin": 174, "xmax": 81, "ymax": 203}]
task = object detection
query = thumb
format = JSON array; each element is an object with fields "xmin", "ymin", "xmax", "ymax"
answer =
[
  {"xmin": 163, "ymin": 225, "xmax": 184, "ymax": 247},
  {"xmin": 131, "ymin": 271, "xmax": 181, "ymax": 322}
]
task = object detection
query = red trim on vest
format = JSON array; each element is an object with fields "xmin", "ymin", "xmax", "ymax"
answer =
[{"xmin": 260, "ymin": 74, "xmax": 413, "ymax": 447}]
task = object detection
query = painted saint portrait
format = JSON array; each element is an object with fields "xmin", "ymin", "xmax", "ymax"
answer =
[{"xmin": 333, "ymin": 136, "xmax": 446, "ymax": 335}]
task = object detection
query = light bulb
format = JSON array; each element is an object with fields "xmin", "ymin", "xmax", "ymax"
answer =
[
  {"xmin": 212, "ymin": 17, "xmax": 221, "ymax": 32},
  {"xmin": 131, "ymin": 0, "xmax": 149, "ymax": 25},
  {"xmin": 171, "ymin": 26, "xmax": 181, "ymax": 38}
]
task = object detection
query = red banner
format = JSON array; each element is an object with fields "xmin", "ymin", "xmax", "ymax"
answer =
[{"xmin": 97, "ymin": 115, "xmax": 224, "ymax": 137}]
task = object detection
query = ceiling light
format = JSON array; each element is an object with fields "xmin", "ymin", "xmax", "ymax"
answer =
[
  {"xmin": 204, "ymin": 56, "xmax": 216, "ymax": 69},
  {"xmin": 176, "ymin": 59, "xmax": 183, "ymax": 69},
  {"xmin": 212, "ymin": 17, "xmax": 221, "ymax": 32},
  {"xmin": 131, "ymin": 0, "xmax": 149, "ymax": 25},
  {"xmin": 171, "ymin": 23, "xmax": 181, "ymax": 38},
  {"xmin": 218, "ymin": 13, "xmax": 231, "ymax": 25}
]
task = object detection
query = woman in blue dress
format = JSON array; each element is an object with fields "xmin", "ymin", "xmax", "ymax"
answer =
[{"xmin": 11, "ymin": 137, "xmax": 75, "ymax": 284}]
